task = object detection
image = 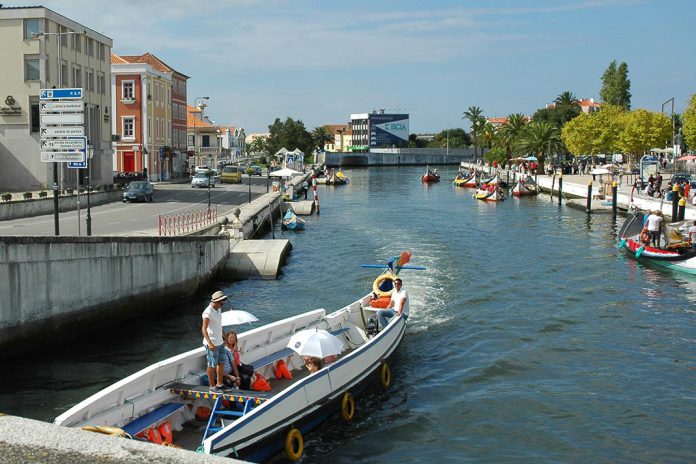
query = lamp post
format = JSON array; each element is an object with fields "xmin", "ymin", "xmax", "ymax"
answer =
[
  {"xmin": 33, "ymin": 28, "xmax": 86, "ymax": 236},
  {"xmin": 662, "ymin": 97, "xmax": 675, "ymax": 158},
  {"xmin": 86, "ymin": 145, "xmax": 93, "ymax": 236},
  {"xmin": 193, "ymin": 96, "xmax": 209, "ymax": 169}
]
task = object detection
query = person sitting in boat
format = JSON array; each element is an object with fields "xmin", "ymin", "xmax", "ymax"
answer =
[
  {"xmin": 303, "ymin": 356, "xmax": 323, "ymax": 374},
  {"xmin": 455, "ymin": 171, "xmax": 463, "ymax": 180},
  {"xmin": 377, "ymin": 278, "xmax": 409, "ymax": 329},
  {"xmin": 222, "ymin": 331, "xmax": 254, "ymax": 390},
  {"xmin": 688, "ymin": 220, "xmax": 696, "ymax": 249},
  {"xmin": 487, "ymin": 183, "xmax": 496, "ymax": 193},
  {"xmin": 433, "ymin": 168, "xmax": 439, "ymax": 177}
]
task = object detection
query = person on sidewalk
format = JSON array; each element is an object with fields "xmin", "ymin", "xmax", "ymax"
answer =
[{"xmin": 202, "ymin": 290, "xmax": 228, "ymax": 392}]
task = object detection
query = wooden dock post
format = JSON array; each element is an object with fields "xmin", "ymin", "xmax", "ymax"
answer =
[{"xmin": 586, "ymin": 180, "xmax": 593, "ymax": 213}]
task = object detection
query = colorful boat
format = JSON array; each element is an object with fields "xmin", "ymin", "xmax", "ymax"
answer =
[
  {"xmin": 473, "ymin": 185, "xmax": 505, "ymax": 202},
  {"xmin": 511, "ymin": 177, "xmax": 539, "ymax": 196},
  {"xmin": 421, "ymin": 166, "xmax": 440, "ymax": 183},
  {"xmin": 618, "ymin": 210, "xmax": 696, "ymax": 275},
  {"xmin": 55, "ymin": 255, "xmax": 424, "ymax": 462},
  {"xmin": 452, "ymin": 171, "xmax": 476, "ymax": 187},
  {"xmin": 282, "ymin": 210, "xmax": 305, "ymax": 230}
]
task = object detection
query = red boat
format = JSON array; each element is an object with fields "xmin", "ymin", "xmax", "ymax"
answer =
[{"xmin": 421, "ymin": 167, "xmax": 440, "ymax": 183}]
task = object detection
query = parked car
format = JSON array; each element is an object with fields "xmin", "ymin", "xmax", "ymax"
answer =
[
  {"xmin": 191, "ymin": 171, "xmax": 216, "ymax": 188},
  {"xmin": 246, "ymin": 165, "xmax": 263, "ymax": 176},
  {"xmin": 122, "ymin": 181, "xmax": 154, "ymax": 203},
  {"xmin": 194, "ymin": 166, "xmax": 212, "ymax": 174},
  {"xmin": 220, "ymin": 166, "xmax": 243, "ymax": 184},
  {"xmin": 670, "ymin": 172, "xmax": 696, "ymax": 189},
  {"xmin": 114, "ymin": 172, "xmax": 146, "ymax": 187}
]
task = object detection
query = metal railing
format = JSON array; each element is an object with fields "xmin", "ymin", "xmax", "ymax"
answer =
[{"xmin": 158, "ymin": 206, "xmax": 218, "ymax": 236}]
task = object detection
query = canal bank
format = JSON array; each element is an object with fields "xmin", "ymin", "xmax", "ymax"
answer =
[{"xmin": 323, "ymin": 148, "xmax": 473, "ymax": 167}]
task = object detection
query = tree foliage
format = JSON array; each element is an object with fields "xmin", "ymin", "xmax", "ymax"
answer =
[
  {"xmin": 463, "ymin": 106, "xmax": 484, "ymax": 162},
  {"xmin": 496, "ymin": 113, "xmax": 528, "ymax": 162},
  {"xmin": 533, "ymin": 105, "xmax": 582, "ymax": 128},
  {"xmin": 554, "ymin": 91, "xmax": 580, "ymax": 107},
  {"xmin": 266, "ymin": 117, "xmax": 314, "ymax": 157},
  {"xmin": 517, "ymin": 120, "xmax": 563, "ymax": 166},
  {"xmin": 312, "ymin": 126, "xmax": 333, "ymax": 152},
  {"xmin": 429, "ymin": 128, "xmax": 470, "ymax": 148},
  {"xmin": 600, "ymin": 60, "xmax": 631, "ymax": 110},
  {"xmin": 683, "ymin": 94, "xmax": 696, "ymax": 151},
  {"xmin": 617, "ymin": 109, "xmax": 671, "ymax": 159}
]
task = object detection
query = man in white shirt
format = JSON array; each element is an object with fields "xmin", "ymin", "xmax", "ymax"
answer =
[
  {"xmin": 646, "ymin": 211, "xmax": 664, "ymax": 248},
  {"xmin": 688, "ymin": 220, "xmax": 696, "ymax": 249},
  {"xmin": 202, "ymin": 290, "xmax": 227, "ymax": 392},
  {"xmin": 377, "ymin": 278, "xmax": 409, "ymax": 329}
]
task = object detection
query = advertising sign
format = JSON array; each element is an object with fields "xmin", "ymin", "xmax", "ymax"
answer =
[{"xmin": 369, "ymin": 114, "xmax": 409, "ymax": 147}]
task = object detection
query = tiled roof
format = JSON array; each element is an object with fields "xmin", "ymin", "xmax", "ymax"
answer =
[
  {"xmin": 111, "ymin": 53, "xmax": 130, "ymax": 64},
  {"xmin": 323, "ymin": 124, "xmax": 351, "ymax": 135},
  {"xmin": 579, "ymin": 99, "xmax": 601, "ymax": 107},
  {"xmin": 112, "ymin": 52, "xmax": 189, "ymax": 78},
  {"xmin": 187, "ymin": 105, "xmax": 215, "ymax": 129}
]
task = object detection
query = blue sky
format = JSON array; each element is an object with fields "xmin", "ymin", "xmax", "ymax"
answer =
[{"xmin": 40, "ymin": 0, "xmax": 695, "ymax": 133}]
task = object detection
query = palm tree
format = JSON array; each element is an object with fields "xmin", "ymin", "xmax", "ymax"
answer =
[
  {"xmin": 481, "ymin": 121, "xmax": 496, "ymax": 152},
  {"xmin": 554, "ymin": 91, "xmax": 580, "ymax": 107},
  {"xmin": 496, "ymin": 113, "xmax": 528, "ymax": 164},
  {"xmin": 463, "ymin": 106, "xmax": 484, "ymax": 162},
  {"xmin": 311, "ymin": 126, "xmax": 333, "ymax": 153},
  {"xmin": 517, "ymin": 121, "xmax": 563, "ymax": 170}
]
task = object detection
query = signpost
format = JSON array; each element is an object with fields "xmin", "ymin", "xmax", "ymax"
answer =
[{"xmin": 40, "ymin": 87, "xmax": 85, "ymax": 236}]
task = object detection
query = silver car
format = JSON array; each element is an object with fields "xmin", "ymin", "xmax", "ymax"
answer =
[{"xmin": 191, "ymin": 171, "xmax": 216, "ymax": 188}]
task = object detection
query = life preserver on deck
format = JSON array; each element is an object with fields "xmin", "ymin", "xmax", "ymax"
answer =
[
  {"xmin": 81, "ymin": 425, "xmax": 128, "ymax": 437},
  {"xmin": 380, "ymin": 363, "xmax": 391, "ymax": 389},
  {"xmin": 158, "ymin": 420, "xmax": 173, "ymax": 444},
  {"xmin": 639, "ymin": 228, "xmax": 650, "ymax": 245},
  {"xmin": 147, "ymin": 427, "xmax": 163, "ymax": 444},
  {"xmin": 341, "ymin": 392, "xmax": 355, "ymax": 421},
  {"xmin": 285, "ymin": 428, "xmax": 304, "ymax": 461},
  {"xmin": 373, "ymin": 273, "xmax": 397, "ymax": 298}
]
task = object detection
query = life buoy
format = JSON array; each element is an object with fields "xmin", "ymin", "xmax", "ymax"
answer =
[
  {"xmin": 285, "ymin": 428, "xmax": 303, "ymax": 461},
  {"xmin": 373, "ymin": 273, "xmax": 397, "ymax": 298},
  {"xmin": 341, "ymin": 392, "xmax": 355, "ymax": 421},
  {"xmin": 639, "ymin": 228, "xmax": 650, "ymax": 245},
  {"xmin": 380, "ymin": 363, "xmax": 391, "ymax": 389}
]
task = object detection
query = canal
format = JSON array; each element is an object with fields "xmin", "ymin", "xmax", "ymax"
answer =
[{"xmin": 1, "ymin": 166, "xmax": 694, "ymax": 463}]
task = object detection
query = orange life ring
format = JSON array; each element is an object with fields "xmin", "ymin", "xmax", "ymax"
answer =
[{"xmin": 639, "ymin": 228, "xmax": 650, "ymax": 245}]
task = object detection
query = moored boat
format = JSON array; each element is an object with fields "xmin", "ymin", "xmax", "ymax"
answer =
[
  {"xmin": 511, "ymin": 176, "xmax": 539, "ymax": 196},
  {"xmin": 421, "ymin": 166, "xmax": 440, "ymax": 183},
  {"xmin": 281, "ymin": 210, "xmax": 305, "ymax": 230},
  {"xmin": 55, "ymin": 254, "xmax": 424, "ymax": 462},
  {"xmin": 473, "ymin": 184, "xmax": 505, "ymax": 202},
  {"xmin": 618, "ymin": 210, "xmax": 696, "ymax": 274}
]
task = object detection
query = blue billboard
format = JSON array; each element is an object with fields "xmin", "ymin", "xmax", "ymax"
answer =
[{"xmin": 369, "ymin": 114, "xmax": 409, "ymax": 147}]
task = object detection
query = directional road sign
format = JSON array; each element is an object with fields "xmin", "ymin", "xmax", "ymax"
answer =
[
  {"xmin": 68, "ymin": 160, "xmax": 87, "ymax": 169},
  {"xmin": 40, "ymin": 126, "xmax": 84, "ymax": 137},
  {"xmin": 40, "ymin": 101, "xmax": 83, "ymax": 112},
  {"xmin": 40, "ymin": 88, "xmax": 83, "ymax": 100},
  {"xmin": 40, "ymin": 113, "xmax": 84, "ymax": 125},
  {"xmin": 41, "ymin": 152, "xmax": 86, "ymax": 162},
  {"xmin": 40, "ymin": 138, "xmax": 87, "ymax": 150}
]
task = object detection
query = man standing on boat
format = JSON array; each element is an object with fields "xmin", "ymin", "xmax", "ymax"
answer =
[
  {"xmin": 377, "ymin": 278, "xmax": 409, "ymax": 329},
  {"xmin": 202, "ymin": 291, "xmax": 228, "ymax": 392}
]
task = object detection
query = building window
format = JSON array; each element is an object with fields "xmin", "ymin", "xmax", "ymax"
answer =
[
  {"xmin": 188, "ymin": 134, "xmax": 194, "ymax": 147},
  {"xmin": 72, "ymin": 64, "xmax": 82, "ymax": 87},
  {"xmin": 97, "ymin": 72, "xmax": 105, "ymax": 94},
  {"xmin": 74, "ymin": 34, "xmax": 81, "ymax": 52},
  {"xmin": 61, "ymin": 60, "xmax": 68, "ymax": 86},
  {"xmin": 202, "ymin": 135, "xmax": 210, "ymax": 147},
  {"xmin": 30, "ymin": 99, "xmax": 40, "ymax": 133},
  {"xmin": 86, "ymin": 69, "xmax": 94, "ymax": 92},
  {"xmin": 25, "ymin": 57, "xmax": 40, "ymax": 81},
  {"xmin": 60, "ymin": 26, "xmax": 68, "ymax": 47},
  {"xmin": 24, "ymin": 18, "xmax": 40, "ymax": 39},
  {"xmin": 122, "ymin": 117, "xmax": 135, "ymax": 139},
  {"xmin": 122, "ymin": 80, "xmax": 134, "ymax": 101},
  {"xmin": 87, "ymin": 38, "xmax": 94, "ymax": 57}
]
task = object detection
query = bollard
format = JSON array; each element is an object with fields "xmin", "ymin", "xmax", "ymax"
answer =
[
  {"xmin": 678, "ymin": 196, "xmax": 686, "ymax": 221},
  {"xmin": 671, "ymin": 184, "xmax": 680, "ymax": 220},
  {"xmin": 612, "ymin": 181, "xmax": 618, "ymax": 218},
  {"xmin": 586, "ymin": 180, "xmax": 593, "ymax": 213},
  {"xmin": 558, "ymin": 172, "xmax": 563, "ymax": 205},
  {"xmin": 312, "ymin": 175, "xmax": 320, "ymax": 215}
]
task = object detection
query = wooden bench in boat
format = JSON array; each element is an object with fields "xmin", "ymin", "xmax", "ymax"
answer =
[{"xmin": 121, "ymin": 402, "xmax": 186, "ymax": 436}]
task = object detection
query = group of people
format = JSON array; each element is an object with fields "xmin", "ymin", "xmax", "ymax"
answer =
[{"xmin": 642, "ymin": 210, "xmax": 696, "ymax": 249}]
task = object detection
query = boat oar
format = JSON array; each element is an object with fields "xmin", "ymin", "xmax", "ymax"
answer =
[
  {"xmin": 360, "ymin": 264, "xmax": 427, "ymax": 270},
  {"xmin": 618, "ymin": 238, "xmax": 627, "ymax": 249},
  {"xmin": 636, "ymin": 245, "xmax": 645, "ymax": 258}
]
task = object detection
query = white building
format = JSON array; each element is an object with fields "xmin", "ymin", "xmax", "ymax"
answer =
[{"xmin": 0, "ymin": 6, "xmax": 113, "ymax": 191}]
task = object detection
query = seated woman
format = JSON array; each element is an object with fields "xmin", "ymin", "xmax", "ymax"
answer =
[
  {"xmin": 222, "ymin": 331, "xmax": 254, "ymax": 389},
  {"xmin": 303, "ymin": 356, "xmax": 323, "ymax": 374}
]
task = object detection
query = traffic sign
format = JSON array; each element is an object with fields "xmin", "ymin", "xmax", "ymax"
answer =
[
  {"xmin": 40, "ymin": 138, "xmax": 87, "ymax": 150},
  {"xmin": 68, "ymin": 160, "xmax": 87, "ymax": 169},
  {"xmin": 40, "ymin": 113, "xmax": 84, "ymax": 125},
  {"xmin": 41, "ymin": 151, "xmax": 86, "ymax": 162},
  {"xmin": 40, "ymin": 126, "xmax": 84, "ymax": 137},
  {"xmin": 40, "ymin": 101, "xmax": 83, "ymax": 112},
  {"xmin": 40, "ymin": 88, "xmax": 83, "ymax": 100}
]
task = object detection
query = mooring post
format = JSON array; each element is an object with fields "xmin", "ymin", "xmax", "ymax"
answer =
[
  {"xmin": 612, "ymin": 181, "xmax": 618, "ymax": 218},
  {"xmin": 672, "ymin": 184, "xmax": 680, "ymax": 220},
  {"xmin": 586, "ymin": 180, "xmax": 593, "ymax": 213},
  {"xmin": 558, "ymin": 172, "xmax": 563, "ymax": 205},
  {"xmin": 678, "ymin": 196, "xmax": 686, "ymax": 221}
]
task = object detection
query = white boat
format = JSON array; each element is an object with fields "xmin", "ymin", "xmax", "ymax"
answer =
[
  {"xmin": 510, "ymin": 176, "xmax": 538, "ymax": 196},
  {"xmin": 54, "ymin": 257, "xmax": 421, "ymax": 462}
]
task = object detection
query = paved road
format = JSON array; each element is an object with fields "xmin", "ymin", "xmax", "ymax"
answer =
[{"xmin": 0, "ymin": 176, "xmax": 272, "ymax": 236}]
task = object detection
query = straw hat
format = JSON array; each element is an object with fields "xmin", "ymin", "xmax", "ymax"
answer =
[{"xmin": 211, "ymin": 291, "xmax": 228, "ymax": 303}]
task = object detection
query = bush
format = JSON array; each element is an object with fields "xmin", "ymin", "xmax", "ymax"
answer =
[
  {"xmin": 1, "ymin": 193, "xmax": 11, "ymax": 202},
  {"xmin": 23, "ymin": 192, "xmax": 33, "ymax": 199},
  {"xmin": 39, "ymin": 191, "xmax": 48, "ymax": 198}
]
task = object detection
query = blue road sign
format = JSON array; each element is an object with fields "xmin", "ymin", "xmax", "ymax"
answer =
[
  {"xmin": 67, "ymin": 136, "xmax": 88, "ymax": 168},
  {"xmin": 40, "ymin": 88, "xmax": 83, "ymax": 100}
]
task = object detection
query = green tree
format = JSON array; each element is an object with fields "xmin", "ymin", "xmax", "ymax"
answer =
[
  {"xmin": 463, "ymin": 106, "xmax": 484, "ymax": 162},
  {"xmin": 683, "ymin": 94, "xmax": 696, "ymax": 151},
  {"xmin": 429, "ymin": 128, "xmax": 471, "ymax": 149},
  {"xmin": 617, "ymin": 109, "xmax": 672, "ymax": 163},
  {"xmin": 496, "ymin": 113, "xmax": 528, "ymax": 163},
  {"xmin": 312, "ymin": 126, "xmax": 333, "ymax": 153},
  {"xmin": 561, "ymin": 113, "xmax": 598, "ymax": 156},
  {"xmin": 600, "ymin": 60, "xmax": 631, "ymax": 110},
  {"xmin": 533, "ymin": 105, "xmax": 582, "ymax": 128},
  {"xmin": 554, "ymin": 91, "xmax": 580, "ymax": 107},
  {"xmin": 592, "ymin": 104, "xmax": 627, "ymax": 154},
  {"xmin": 247, "ymin": 137, "xmax": 267, "ymax": 155},
  {"xmin": 517, "ymin": 120, "xmax": 563, "ymax": 169},
  {"xmin": 266, "ymin": 117, "xmax": 314, "ymax": 158}
]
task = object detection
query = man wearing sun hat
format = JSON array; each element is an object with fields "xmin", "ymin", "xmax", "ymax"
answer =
[{"xmin": 202, "ymin": 290, "xmax": 228, "ymax": 392}]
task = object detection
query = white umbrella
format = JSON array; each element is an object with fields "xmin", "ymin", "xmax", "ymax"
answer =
[
  {"xmin": 590, "ymin": 168, "xmax": 611, "ymax": 175},
  {"xmin": 221, "ymin": 310, "xmax": 259, "ymax": 327},
  {"xmin": 287, "ymin": 329, "xmax": 344, "ymax": 358},
  {"xmin": 269, "ymin": 168, "xmax": 302, "ymax": 177}
]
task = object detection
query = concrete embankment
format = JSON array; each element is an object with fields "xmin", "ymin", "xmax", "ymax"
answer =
[
  {"xmin": 0, "ymin": 189, "xmax": 122, "ymax": 221},
  {"xmin": 324, "ymin": 148, "xmax": 472, "ymax": 166},
  {"xmin": 0, "ymin": 414, "xmax": 246, "ymax": 464},
  {"xmin": 0, "ymin": 234, "xmax": 229, "ymax": 358}
]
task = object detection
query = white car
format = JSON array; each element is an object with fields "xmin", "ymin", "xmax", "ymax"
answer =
[
  {"xmin": 191, "ymin": 171, "xmax": 216, "ymax": 188},
  {"xmin": 194, "ymin": 166, "xmax": 212, "ymax": 174}
]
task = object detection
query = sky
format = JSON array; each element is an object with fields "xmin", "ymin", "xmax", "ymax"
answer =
[{"xmin": 33, "ymin": 0, "xmax": 696, "ymax": 134}]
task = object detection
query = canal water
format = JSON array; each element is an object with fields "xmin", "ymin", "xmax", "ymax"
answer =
[{"xmin": 2, "ymin": 166, "xmax": 694, "ymax": 463}]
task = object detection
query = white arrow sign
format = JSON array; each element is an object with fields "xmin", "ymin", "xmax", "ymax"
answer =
[
  {"xmin": 40, "ymin": 101, "xmax": 84, "ymax": 112},
  {"xmin": 40, "ymin": 139, "xmax": 87, "ymax": 150},
  {"xmin": 40, "ymin": 113, "xmax": 84, "ymax": 125},
  {"xmin": 41, "ymin": 151, "xmax": 86, "ymax": 162},
  {"xmin": 40, "ymin": 126, "xmax": 84, "ymax": 137}
]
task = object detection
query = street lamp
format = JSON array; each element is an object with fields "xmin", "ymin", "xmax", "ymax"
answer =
[
  {"xmin": 662, "ymin": 97, "xmax": 675, "ymax": 156},
  {"xmin": 33, "ymin": 28, "xmax": 86, "ymax": 236}
]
